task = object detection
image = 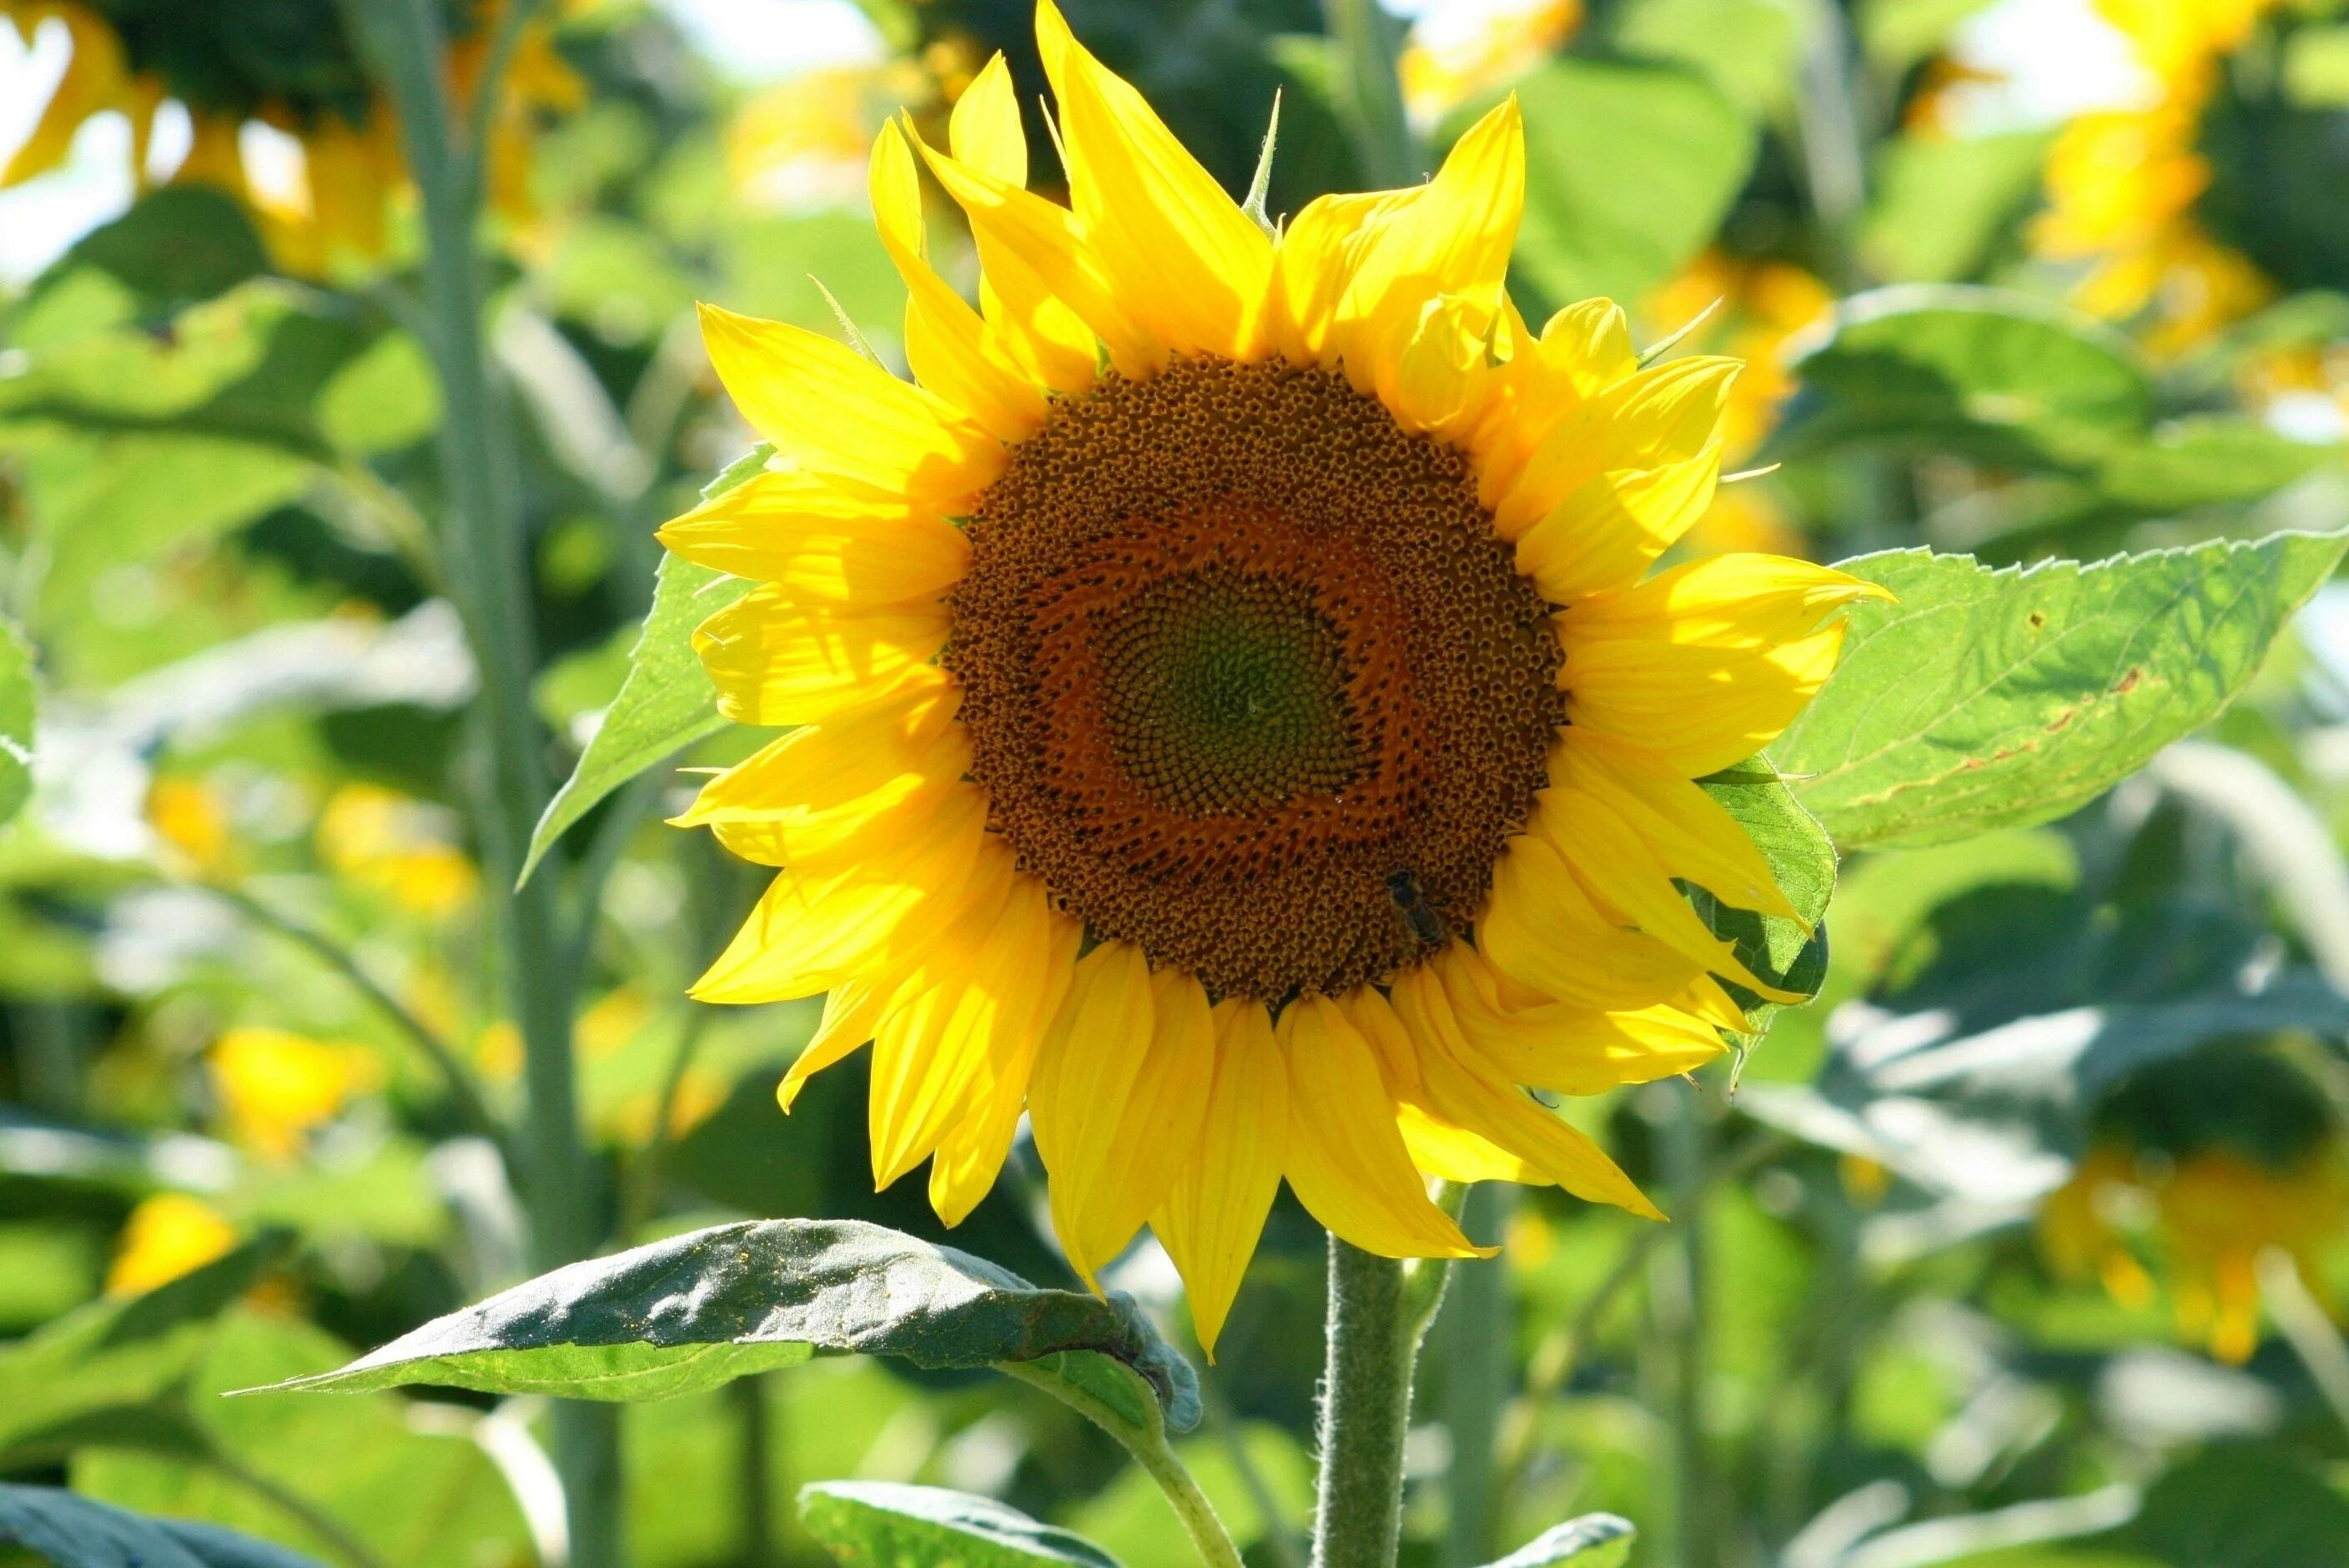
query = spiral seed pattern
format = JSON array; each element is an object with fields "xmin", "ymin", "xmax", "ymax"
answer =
[{"xmin": 946, "ymin": 357, "xmax": 1564, "ymax": 1000}]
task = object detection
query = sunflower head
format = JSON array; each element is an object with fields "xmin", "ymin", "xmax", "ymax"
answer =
[{"xmin": 664, "ymin": 0, "xmax": 1880, "ymax": 1353}]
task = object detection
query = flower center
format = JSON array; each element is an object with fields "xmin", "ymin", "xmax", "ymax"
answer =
[{"xmin": 946, "ymin": 358, "xmax": 1564, "ymax": 1001}]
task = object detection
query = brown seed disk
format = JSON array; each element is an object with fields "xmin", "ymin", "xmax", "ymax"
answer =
[{"xmin": 943, "ymin": 357, "xmax": 1566, "ymax": 1001}]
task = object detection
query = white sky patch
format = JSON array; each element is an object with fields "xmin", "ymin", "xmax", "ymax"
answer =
[
  {"xmin": 1941, "ymin": 0, "xmax": 2151, "ymax": 133},
  {"xmin": 656, "ymin": 0, "xmax": 887, "ymax": 83}
]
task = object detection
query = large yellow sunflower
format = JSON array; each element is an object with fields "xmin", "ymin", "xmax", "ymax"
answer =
[{"xmin": 662, "ymin": 0, "xmax": 1880, "ymax": 1353}]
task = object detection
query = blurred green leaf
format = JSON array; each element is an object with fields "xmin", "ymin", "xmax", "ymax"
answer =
[
  {"xmin": 1769, "ymin": 285, "xmax": 2152, "ymax": 468},
  {"xmin": 1503, "ymin": 58, "xmax": 1756, "ymax": 313},
  {"xmin": 521, "ymin": 445, "xmax": 768, "ymax": 883},
  {"xmin": 251, "ymin": 1218, "xmax": 1203, "ymax": 1430},
  {"xmin": 1695, "ymin": 758, "xmax": 1834, "ymax": 1034},
  {"xmin": 17, "ymin": 188, "xmax": 269, "ymax": 341},
  {"xmin": 0, "ymin": 620, "xmax": 30, "ymax": 831},
  {"xmin": 2130, "ymin": 1446, "xmax": 2349, "ymax": 1567},
  {"xmin": 799, "ymin": 1480, "xmax": 1125, "ymax": 1566},
  {"xmin": 0, "ymin": 1482, "xmax": 324, "ymax": 1568},
  {"xmin": 1859, "ymin": 0, "xmax": 2000, "ymax": 73},
  {"xmin": 1862, "ymin": 131, "xmax": 2052, "ymax": 284},
  {"xmin": 1602, "ymin": 0, "xmax": 1800, "ymax": 115},
  {"xmin": 1776, "ymin": 532, "xmax": 2348, "ymax": 849},
  {"xmin": 1481, "ymin": 1514, "xmax": 1636, "ymax": 1567}
]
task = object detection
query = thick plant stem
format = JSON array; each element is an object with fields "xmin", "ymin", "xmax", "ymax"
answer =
[
  {"xmin": 336, "ymin": 3, "xmax": 616, "ymax": 1564},
  {"xmin": 1314, "ymin": 1236, "xmax": 1425, "ymax": 1568},
  {"xmin": 1441, "ymin": 1184, "xmax": 1515, "ymax": 1568}
]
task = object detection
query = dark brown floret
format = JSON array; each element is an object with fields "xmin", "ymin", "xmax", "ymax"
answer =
[{"xmin": 945, "ymin": 358, "xmax": 1564, "ymax": 1001}]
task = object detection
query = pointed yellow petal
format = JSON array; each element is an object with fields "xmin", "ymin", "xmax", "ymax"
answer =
[
  {"xmin": 871, "ymin": 122, "xmax": 1049, "ymax": 441},
  {"xmin": 1479, "ymin": 832, "xmax": 1708, "ymax": 1012},
  {"xmin": 1547, "ymin": 736, "xmax": 1807, "ymax": 927},
  {"xmin": 1031, "ymin": 948, "xmax": 1216, "ymax": 1286},
  {"xmin": 928, "ymin": 902, "xmax": 1084, "ymax": 1224},
  {"xmin": 1496, "ymin": 354, "xmax": 1738, "ymax": 536},
  {"xmin": 1512, "ymin": 440, "xmax": 1723, "ymax": 601},
  {"xmin": 1278, "ymin": 994, "xmax": 1487, "ymax": 1260},
  {"xmin": 1342, "ymin": 984, "xmax": 1534, "ymax": 1184},
  {"xmin": 697, "ymin": 302, "xmax": 1003, "ymax": 502},
  {"xmin": 1034, "ymin": 0, "xmax": 1272, "ymax": 359},
  {"xmin": 694, "ymin": 585, "xmax": 947, "ymax": 727},
  {"xmin": 660, "ymin": 469, "xmax": 968, "ymax": 603},
  {"xmin": 1470, "ymin": 298, "xmax": 1640, "ymax": 510},
  {"xmin": 1153, "ymin": 998, "xmax": 1289, "ymax": 1359},
  {"xmin": 1266, "ymin": 188, "xmax": 1412, "ymax": 365},
  {"xmin": 778, "ymin": 982, "xmax": 880, "ymax": 1112}
]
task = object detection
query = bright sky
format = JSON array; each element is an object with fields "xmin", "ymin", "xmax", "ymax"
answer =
[{"xmin": 0, "ymin": 0, "xmax": 2132, "ymax": 285}]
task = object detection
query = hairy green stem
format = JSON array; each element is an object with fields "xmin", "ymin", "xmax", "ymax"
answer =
[
  {"xmin": 335, "ymin": 1, "xmax": 616, "ymax": 1562},
  {"xmin": 998, "ymin": 1361, "xmax": 1245, "ymax": 1568},
  {"xmin": 1314, "ymin": 1236, "xmax": 1427, "ymax": 1568}
]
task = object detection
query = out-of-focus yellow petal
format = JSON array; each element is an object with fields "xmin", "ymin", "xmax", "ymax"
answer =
[
  {"xmin": 104, "ymin": 1194, "xmax": 237, "ymax": 1298},
  {"xmin": 658, "ymin": 468, "xmax": 969, "ymax": 604},
  {"xmin": 694, "ymin": 585, "xmax": 947, "ymax": 728},
  {"xmin": 1480, "ymin": 832, "xmax": 1708, "ymax": 1012},
  {"xmin": 1558, "ymin": 554, "xmax": 1888, "ymax": 777},
  {"xmin": 1342, "ymin": 984, "xmax": 1534, "ymax": 1184},
  {"xmin": 692, "ymin": 789, "xmax": 988, "ymax": 1003},
  {"xmin": 1512, "ymin": 440, "xmax": 1723, "ymax": 600},
  {"xmin": 1547, "ymin": 736, "xmax": 1806, "ymax": 927},
  {"xmin": 1034, "ymin": 0, "xmax": 1272, "ymax": 359},
  {"xmin": 870, "ymin": 122, "xmax": 1049, "ymax": 441},
  {"xmin": 1154, "ymin": 998, "xmax": 1289, "ymax": 1358},
  {"xmin": 697, "ymin": 302, "xmax": 1003, "ymax": 503},
  {"xmin": 1278, "ymin": 994, "xmax": 1487, "ymax": 1259},
  {"xmin": 1031, "ymin": 947, "xmax": 1216, "ymax": 1287}
]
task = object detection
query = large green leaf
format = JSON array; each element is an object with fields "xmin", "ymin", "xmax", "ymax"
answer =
[
  {"xmin": 519, "ymin": 446, "xmax": 768, "ymax": 883},
  {"xmin": 1694, "ymin": 758, "xmax": 1835, "ymax": 1033},
  {"xmin": 799, "ymin": 1481, "xmax": 1125, "ymax": 1566},
  {"xmin": 2130, "ymin": 1446, "xmax": 2349, "ymax": 1567},
  {"xmin": 1776, "ymin": 532, "xmax": 2349, "ymax": 850},
  {"xmin": 1768, "ymin": 285, "xmax": 2151, "ymax": 469},
  {"xmin": 0, "ymin": 620, "xmax": 30, "ymax": 830},
  {"xmin": 1503, "ymin": 58, "xmax": 1756, "ymax": 313},
  {"xmin": 1481, "ymin": 1514, "xmax": 1636, "ymax": 1568},
  {"xmin": 249, "ymin": 1219, "xmax": 1201, "ymax": 1430},
  {"xmin": 0, "ymin": 1483, "xmax": 325, "ymax": 1568}
]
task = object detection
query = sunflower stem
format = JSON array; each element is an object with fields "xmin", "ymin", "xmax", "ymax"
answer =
[
  {"xmin": 1314, "ymin": 1234, "xmax": 1436, "ymax": 1568},
  {"xmin": 335, "ymin": 3, "xmax": 617, "ymax": 1565},
  {"xmin": 1441, "ymin": 1183, "xmax": 1515, "ymax": 1568}
]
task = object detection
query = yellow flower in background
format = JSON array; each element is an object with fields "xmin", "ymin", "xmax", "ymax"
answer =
[
  {"xmin": 104, "ymin": 1193, "xmax": 236, "ymax": 1296},
  {"xmin": 316, "ymin": 782, "xmax": 478, "ymax": 917},
  {"xmin": 2033, "ymin": 0, "xmax": 2283, "ymax": 354},
  {"xmin": 1401, "ymin": 0, "xmax": 1582, "ymax": 125},
  {"xmin": 729, "ymin": 60, "xmax": 937, "ymax": 213},
  {"xmin": 666, "ymin": 2, "xmax": 1881, "ymax": 1354},
  {"xmin": 210, "ymin": 1025, "xmax": 381, "ymax": 1161},
  {"xmin": 145, "ymin": 774, "xmax": 240, "ymax": 882}
]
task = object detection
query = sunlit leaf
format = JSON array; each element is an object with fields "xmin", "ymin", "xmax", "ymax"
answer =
[
  {"xmin": 1778, "ymin": 532, "xmax": 2349, "ymax": 850},
  {"xmin": 249, "ymin": 1219, "xmax": 1202, "ymax": 1431},
  {"xmin": 799, "ymin": 1481, "xmax": 1125, "ymax": 1566},
  {"xmin": 1481, "ymin": 1514, "xmax": 1637, "ymax": 1568},
  {"xmin": 0, "ymin": 1482, "xmax": 325, "ymax": 1568},
  {"xmin": 1695, "ymin": 757, "xmax": 1835, "ymax": 1033}
]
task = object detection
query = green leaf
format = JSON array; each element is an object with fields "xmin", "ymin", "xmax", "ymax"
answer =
[
  {"xmin": 1694, "ymin": 758, "xmax": 1835, "ymax": 1033},
  {"xmin": 1501, "ymin": 58, "xmax": 1756, "ymax": 313},
  {"xmin": 21, "ymin": 186, "xmax": 269, "ymax": 336},
  {"xmin": 2130, "ymin": 1445, "xmax": 2349, "ymax": 1568},
  {"xmin": 1776, "ymin": 532, "xmax": 2349, "ymax": 849},
  {"xmin": 519, "ymin": 445, "xmax": 769, "ymax": 883},
  {"xmin": 798, "ymin": 1480, "xmax": 1125, "ymax": 1566},
  {"xmin": 1768, "ymin": 285, "xmax": 2152, "ymax": 470},
  {"xmin": 1481, "ymin": 1514, "xmax": 1637, "ymax": 1568},
  {"xmin": 1860, "ymin": 131, "xmax": 2052, "ymax": 284},
  {"xmin": 247, "ymin": 1219, "xmax": 1202, "ymax": 1431},
  {"xmin": 0, "ymin": 1483, "xmax": 326, "ymax": 1568},
  {"xmin": 0, "ymin": 620, "xmax": 30, "ymax": 831}
]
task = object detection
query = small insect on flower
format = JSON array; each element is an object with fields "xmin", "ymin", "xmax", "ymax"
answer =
[{"xmin": 1386, "ymin": 870, "xmax": 1448, "ymax": 947}]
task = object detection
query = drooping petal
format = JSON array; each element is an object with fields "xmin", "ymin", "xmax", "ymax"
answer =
[
  {"xmin": 869, "ymin": 122, "xmax": 1050, "ymax": 441},
  {"xmin": 694, "ymin": 585, "xmax": 947, "ymax": 727},
  {"xmin": 1479, "ymin": 832, "xmax": 1709, "ymax": 1012},
  {"xmin": 1030, "ymin": 947, "xmax": 1217, "ymax": 1287},
  {"xmin": 1279, "ymin": 995, "xmax": 1487, "ymax": 1259},
  {"xmin": 1034, "ymin": 0, "xmax": 1273, "ymax": 359},
  {"xmin": 1342, "ymin": 984, "xmax": 1533, "ymax": 1184},
  {"xmin": 1153, "ymin": 998, "xmax": 1289, "ymax": 1359},
  {"xmin": 1430, "ymin": 945, "xmax": 1725, "ymax": 1095},
  {"xmin": 697, "ymin": 302, "xmax": 1003, "ymax": 503},
  {"xmin": 657, "ymin": 469, "xmax": 968, "ymax": 604},
  {"xmin": 1559, "ymin": 554, "xmax": 1889, "ymax": 777},
  {"xmin": 1546, "ymin": 736, "xmax": 1807, "ymax": 927},
  {"xmin": 777, "ymin": 980, "xmax": 883, "ymax": 1112}
]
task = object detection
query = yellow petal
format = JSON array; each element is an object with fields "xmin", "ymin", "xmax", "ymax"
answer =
[
  {"xmin": 1278, "ymin": 994, "xmax": 1487, "ymax": 1259},
  {"xmin": 1512, "ymin": 440, "xmax": 1723, "ymax": 601},
  {"xmin": 4, "ymin": 9, "xmax": 133, "ymax": 187},
  {"xmin": 1388, "ymin": 963, "xmax": 1662, "ymax": 1219},
  {"xmin": 692, "ymin": 790, "xmax": 988, "ymax": 1003},
  {"xmin": 1376, "ymin": 294, "xmax": 1495, "ymax": 439},
  {"xmin": 1266, "ymin": 188, "xmax": 1412, "ymax": 364},
  {"xmin": 1496, "ymin": 354, "xmax": 1738, "ymax": 536},
  {"xmin": 928, "ymin": 902, "xmax": 1084, "ymax": 1224},
  {"xmin": 1427, "ymin": 945, "xmax": 1724, "ymax": 1095},
  {"xmin": 1153, "ymin": 998, "xmax": 1289, "ymax": 1359},
  {"xmin": 1479, "ymin": 832, "xmax": 1708, "ymax": 1012},
  {"xmin": 1034, "ymin": 0, "xmax": 1273, "ymax": 359},
  {"xmin": 1031, "ymin": 947, "xmax": 1216, "ymax": 1286},
  {"xmin": 697, "ymin": 302, "xmax": 1003, "ymax": 503},
  {"xmin": 870, "ymin": 122, "xmax": 1050, "ymax": 441},
  {"xmin": 779, "ymin": 981, "xmax": 883, "ymax": 1112},
  {"xmin": 1470, "ymin": 298, "xmax": 1640, "ymax": 510},
  {"xmin": 695, "ymin": 585, "xmax": 947, "ymax": 727},
  {"xmin": 1547, "ymin": 736, "xmax": 1807, "ymax": 927},
  {"xmin": 1342, "ymin": 984, "xmax": 1534, "ymax": 1184},
  {"xmin": 660, "ymin": 469, "xmax": 968, "ymax": 604}
]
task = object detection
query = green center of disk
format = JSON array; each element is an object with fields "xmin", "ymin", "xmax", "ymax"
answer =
[{"xmin": 1099, "ymin": 571, "xmax": 1361, "ymax": 815}]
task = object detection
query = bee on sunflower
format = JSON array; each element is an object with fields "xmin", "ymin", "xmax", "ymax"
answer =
[
  {"xmin": 1, "ymin": 0, "xmax": 581, "ymax": 273},
  {"xmin": 2040, "ymin": 1043, "xmax": 2348, "ymax": 1365},
  {"xmin": 661, "ymin": 0, "xmax": 1883, "ymax": 1354}
]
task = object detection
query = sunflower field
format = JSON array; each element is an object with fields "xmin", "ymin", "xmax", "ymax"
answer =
[{"xmin": 4, "ymin": 0, "xmax": 2349, "ymax": 1565}]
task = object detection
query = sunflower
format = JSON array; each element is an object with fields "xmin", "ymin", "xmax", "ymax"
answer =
[
  {"xmin": 2034, "ymin": 0, "xmax": 2281, "ymax": 356},
  {"xmin": 664, "ymin": 0, "xmax": 1880, "ymax": 1353}
]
